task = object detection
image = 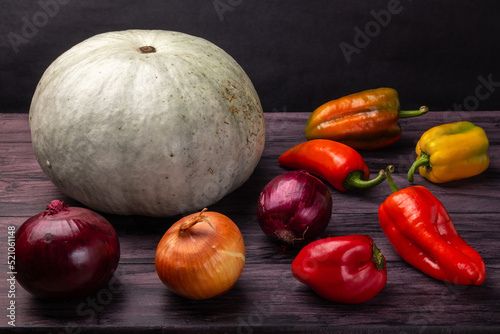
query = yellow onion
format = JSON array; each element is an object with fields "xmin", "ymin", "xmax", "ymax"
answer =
[{"xmin": 155, "ymin": 209, "xmax": 245, "ymax": 299}]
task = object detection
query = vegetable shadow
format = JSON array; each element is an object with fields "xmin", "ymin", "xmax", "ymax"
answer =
[
  {"xmin": 26, "ymin": 273, "xmax": 128, "ymax": 325},
  {"xmin": 160, "ymin": 282, "xmax": 250, "ymax": 322}
]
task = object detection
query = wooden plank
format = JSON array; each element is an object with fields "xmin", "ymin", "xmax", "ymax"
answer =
[
  {"xmin": 0, "ymin": 113, "xmax": 31, "ymax": 143},
  {"xmin": 0, "ymin": 112, "xmax": 499, "ymax": 333},
  {"xmin": 2, "ymin": 145, "xmax": 498, "ymax": 218}
]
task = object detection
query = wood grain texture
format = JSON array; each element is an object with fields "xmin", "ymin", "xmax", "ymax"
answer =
[{"xmin": 1, "ymin": 111, "xmax": 500, "ymax": 333}]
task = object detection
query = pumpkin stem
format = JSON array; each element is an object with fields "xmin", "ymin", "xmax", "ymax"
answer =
[{"xmin": 138, "ymin": 46, "xmax": 156, "ymax": 54}]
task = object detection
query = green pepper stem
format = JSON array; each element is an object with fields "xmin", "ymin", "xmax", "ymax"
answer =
[
  {"xmin": 344, "ymin": 169, "xmax": 386, "ymax": 190},
  {"xmin": 398, "ymin": 106, "xmax": 429, "ymax": 118},
  {"xmin": 372, "ymin": 242, "xmax": 386, "ymax": 270},
  {"xmin": 407, "ymin": 153, "xmax": 430, "ymax": 182},
  {"xmin": 385, "ymin": 165, "xmax": 399, "ymax": 193}
]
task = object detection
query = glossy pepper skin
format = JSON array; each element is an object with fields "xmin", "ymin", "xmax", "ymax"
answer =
[
  {"xmin": 292, "ymin": 234, "xmax": 387, "ymax": 304},
  {"xmin": 379, "ymin": 167, "xmax": 486, "ymax": 285},
  {"xmin": 408, "ymin": 121, "xmax": 490, "ymax": 183},
  {"xmin": 278, "ymin": 139, "xmax": 386, "ymax": 191},
  {"xmin": 305, "ymin": 88, "xmax": 428, "ymax": 150}
]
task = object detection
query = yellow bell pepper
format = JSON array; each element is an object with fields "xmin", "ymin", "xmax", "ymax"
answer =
[{"xmin": 407, "ymin": 121, "xmax": 489, "ymax": 183}]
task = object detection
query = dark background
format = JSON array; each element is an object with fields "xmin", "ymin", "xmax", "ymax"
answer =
[{"xmin": 1, "ymin": 0, "xmax": 500, "ymax": 114}]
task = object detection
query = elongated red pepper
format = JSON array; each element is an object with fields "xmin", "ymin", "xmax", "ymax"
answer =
[
  {"xmin": 292, "ymin": 234, "xmax": 387, "ymax": 304},
  {"xmin": 378, "ymin": 166, "xmax": 486, "ymax": 285},
  {"xmin": 278, "ymin": 139, "xmax": 387, "ymax": 191}
]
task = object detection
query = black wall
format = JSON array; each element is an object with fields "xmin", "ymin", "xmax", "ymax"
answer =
[{"xmin": 2, "ymin": 0, "xmax": 500, "ymax": 113}]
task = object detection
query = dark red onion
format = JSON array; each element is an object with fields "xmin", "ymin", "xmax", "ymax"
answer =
[
  {"xmin": 15, "ymin": 200, "xmax": 120, "ymax": 300},
  {"xmin": 257, "ymin": 170, "xmax": 332, "ymax": 247}
]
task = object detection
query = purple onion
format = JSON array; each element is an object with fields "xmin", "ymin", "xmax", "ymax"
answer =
[
  {"xmin": 15, "ymin": 200, "xmax": 120, "ymax": 300},
  {"xmin": 257, "ymin": 170, "xmax": 332, "ymax": 247}
]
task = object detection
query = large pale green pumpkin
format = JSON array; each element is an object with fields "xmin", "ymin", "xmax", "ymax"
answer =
[{"xmin": 29, "ymin": 30, "xmax": 265, "ymax": 217}]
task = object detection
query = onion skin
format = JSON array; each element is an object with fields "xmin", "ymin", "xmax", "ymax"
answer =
[
  {"xmin": 15, "ymin": 200, "xmax": 120, "ymax": 300},
  {"xmin": 257, "ymin": 170, "xmax": 332, "ymax": 247},
  {"xmin": 155, "ymin": 210, "xmax": 245, "ymax": 300}
]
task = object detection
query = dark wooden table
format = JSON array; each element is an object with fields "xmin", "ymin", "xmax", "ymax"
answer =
[{"xmin": 1, "ymin": 111, "xmax": 499, "ymax": 333}]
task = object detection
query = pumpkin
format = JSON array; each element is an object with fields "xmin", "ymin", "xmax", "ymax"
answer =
[{"xmin": 29, "ymin": 30, "xmax": 265, "ymax": 217}]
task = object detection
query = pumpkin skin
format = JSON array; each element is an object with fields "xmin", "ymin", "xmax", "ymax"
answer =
[{"xmin": 29, "ymin": 30, "xmax": 265, "ymax": 217}]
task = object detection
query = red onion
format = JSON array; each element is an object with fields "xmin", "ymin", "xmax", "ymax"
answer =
[
  {"xmin": 15, "ymin": 200, "xmax": 120, "ymax": 300},
  {"xmin": 257, "ymin": 170, "xmax": 332, "ymax": 247}
]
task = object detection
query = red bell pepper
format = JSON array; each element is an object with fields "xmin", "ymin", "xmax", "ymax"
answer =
[
  {"xmin": 378, "ymin": 166, "xmax": 486, "ymax": 285},
  {"xmin": 291, "ymin": 234, "xmax": 387, "ymax": 304},
  {"xmin": 278, "ymin": 139, "xmax": 387, "ymax": 191}
]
